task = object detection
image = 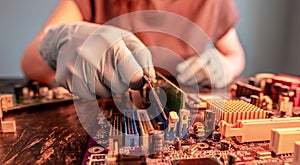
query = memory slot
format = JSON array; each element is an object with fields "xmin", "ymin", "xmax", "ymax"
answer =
[
  {"xmin": 137, "ymin": 110, "xmax": 154, "ymax": 149},
  {"xmin": 109, "ymin": 114, "xmax": 123, "ymax": 148},
  {"xmin": 124, "ymin": 110, "xmax": 139, "ymax": 147}
]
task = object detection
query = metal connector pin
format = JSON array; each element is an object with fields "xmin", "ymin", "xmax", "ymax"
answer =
[{"xmin": 143, "ymin": 75, "xmax": 167, "ymax": 120}]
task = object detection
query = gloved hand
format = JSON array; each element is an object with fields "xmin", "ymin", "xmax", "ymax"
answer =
[
  {"xmin": 39, "ymin": 22, "xmax": 155, "ymax": 100},
  {"xmin": 175, "ymin": 48, "xmax": 233, "ymax": 88}
]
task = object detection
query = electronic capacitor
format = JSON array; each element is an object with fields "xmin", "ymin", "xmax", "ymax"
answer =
[
  {"xmin": 204, "ymin": 110, "xmax": 216, "ymax": 138},
  {"xmin": 220, "ymin": 140, "xmax": 230, "ymax": 150},
  {"xmin": 212, "ymin": 131, "xmax": 221, "ymax": 142},
  {"xmin": 272, "ymin": 83, "xmax": 282, "ymax": 103},
  {"xmin": 250, "ymin": 95, "xmax": 260, "ymax": 107},
  {"xmin": 263, "ymin": 79, "xmax": 272, "ymax": 96},
  {"xmin": 174, "ymin": 137, "xmax": 182, "ymax": 150},
  {"xmin": 248, "ymin": 77, "xmax": 255, "ymax": 86},
  {"xmin": 13, "ymin": 84, "xmax": 23, "ymax": 101}
]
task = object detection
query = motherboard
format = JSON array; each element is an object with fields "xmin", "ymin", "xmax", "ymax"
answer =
[{"xmin": 82, "ymin": 73, "xmax": 300, "ymax": 165}]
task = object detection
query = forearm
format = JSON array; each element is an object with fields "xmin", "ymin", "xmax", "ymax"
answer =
[
  {"xmin": 21, "ymin": 0, "xmax": 83, "ymax": 83},
  {"xmin": 21, "ymin": 37, "xmax": 56, "ymax": 83},
  {"xmin": 215, "ymin": 28, "xmax": 245, "ymax": 78},
  {"xmin": 222, "ymin": 48, "xmax": 245, "ymax": 78}
]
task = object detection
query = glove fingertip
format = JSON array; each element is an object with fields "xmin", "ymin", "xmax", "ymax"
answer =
[
  {"xmin": 175, "ymin": 62, "xmax": 187, "ymax": 73},
  {"xmin": 176, "ymin": 74, "xmax": 187, "ymax": 84}
]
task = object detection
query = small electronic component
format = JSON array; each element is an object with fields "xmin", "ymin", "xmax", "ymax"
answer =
[
  {"xmin": 198, "ymin": 142, "xmax": 209, "ymax": 149},
  {"xmin": 0, "ymin": 94, "xmax": 14, "ymax": 111},
  {"xmin": 220, "ymin": 140, "xmax": 230, "ymax": 150},
  {"xmin": 204, "ymin": 110, "xmax": 216, "ymax": 137},
  {"xmin": 250, "ymin": 95, "xmax": 260, "ymax": 107},
  {"xmin": 212, "ymin": 131, "xmax": 221, "ymax": 142},
  {"xmin": 192, "ymin": 122, "xmax": 205, "ymax": 139},
  {"xmin": 107, "ymin": 138, "xmax": 114, "ymax": 156},
  {"xmin": 88, "ymin": 146, "xmax": 105, "ymax": 154},
  {"xmin": 165, "ymin": 111, "xmax": 179, "ymax": 140},
  {"xmin": 263, "ymin": 79, "xmax": 273, "ymax": 96},
  {"xmin": 279, "ymin": 95, "xmax": 293, "ymax": 117},
  {"xmin": 228, "ymin": 153, "xmax": 238, "ymax": 164},
  {"xmin": 255, "ymin": 151, "xmax": 272, "ymax": 159},
  {"xmin": 174, "ymin": 137, "xmax": 182, "ymax": 150},
  {"xmin": 46, "ymin": 89, "xmax": 54, "ymax": 100},
  {"xmin": 13, "ymin": 84, "xmax": 24, "ymax": 101},
  {"xmin": 178, "ymin": 109, "xmax": 190, "ymax": 139},
  {"xmin": 22, "ymin": 87, "xmax": 29, "ymax": 99},
  {"xmin": 39, "ymin": 86, "xmax": 49, "ymax": 97},
  {"xmin": 187, "ymin": 143, "xmax": 199, "ymax": 155},
  {"xmin": 31, "ymin": 81, "xmax": 40, "ymax": 97},
  {"xmin": 207, "ymin": 100, "xmax": 266, "ymax": 124},
  {"xmin": 0, "ymin": 95, "xmax": 16, "ymax": 133},
  {"xmin": 260, "ymin": 95, "xmax": 273, "ymax": 110},
  {"xmin": 271, "ymin": 83, "xmax": 282, "ymax": 104},
  {"xmin": 270, "ymin": 127, "xmax": 300, "ymax": 155}
]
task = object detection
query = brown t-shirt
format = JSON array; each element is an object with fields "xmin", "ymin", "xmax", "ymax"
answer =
[{"xmin": 74, "ymin": 0, "xmax": 239, "ymax": 75}]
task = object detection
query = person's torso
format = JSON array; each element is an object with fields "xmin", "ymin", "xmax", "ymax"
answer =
[{"xmin": 75, "ymin": 0, "xmax": 237, "ymax": 75}]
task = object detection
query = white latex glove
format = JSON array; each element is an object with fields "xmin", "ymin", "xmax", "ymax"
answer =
[
  {"xmin": 39, "ymin": 22, "xmax": 155, "ymax": 100},
  {"xmin": 175, "ymin": 48, "xmax": 233, "ymax": 89}
]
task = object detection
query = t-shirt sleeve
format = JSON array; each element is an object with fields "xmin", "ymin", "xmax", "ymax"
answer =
[
  {"xmin": 72, "ymin": 0, "xmax": 239, "ymax": 42},
  {"xmin": 215, "ymin": 0, "xmax": 240, "ymax": 41}
]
